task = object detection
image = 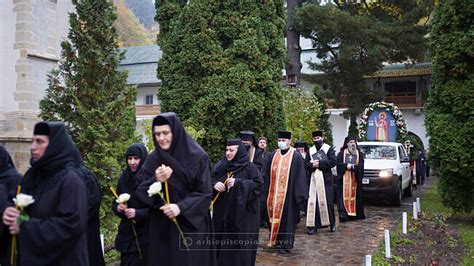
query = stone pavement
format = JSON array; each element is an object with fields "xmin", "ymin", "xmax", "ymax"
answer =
[{"xmin": 256, "ymin": 176, "xmax": 435, "ymax": 265}]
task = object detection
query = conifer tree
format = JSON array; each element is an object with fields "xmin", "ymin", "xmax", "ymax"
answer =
[
  {"xmin": 157, "ymin": 0, "xmax": 287, "ymax": 162},
  {"xmin": 40, "ymin": 0, "xmax": 137, "ymax": 211},
  {"xmin": 426, "ymin": 0, "xmax": 474, "ymax": 212},
  {"xmin": 294, "ymin": 1, "xmax": 435, "ymax": 136}
]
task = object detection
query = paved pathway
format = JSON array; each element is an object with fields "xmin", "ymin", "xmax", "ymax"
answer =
[{"xmin": 256, "ymin": 176, "xmax": 435, "ymax": 265}]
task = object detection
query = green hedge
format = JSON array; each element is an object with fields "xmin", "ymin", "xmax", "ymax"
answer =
[
  {"xmin": 425, "ymin": 0, "xmax": 474, "ymax": 213},
  {"xmin": 156, "ymin": 1, "xmax": 287, "ymax": 162}
]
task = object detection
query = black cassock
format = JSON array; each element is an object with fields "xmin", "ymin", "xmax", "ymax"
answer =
[
  {"xmin": 336, "ymin": 150, "xmax": 366, "ymax": 220},
  {"xmin": 211, "ymin": 143, "xmax": 262, "ymax": 266},
  {"xmin": 251, "ymin": 147, "xmax": 264, "ymax": 172},
  {"xmin": 73, "ymin": 148, "xmax": 104, "ymax": 266},
  {"xmin": 113, "ymin": 143, "xmax": 149, "ymax": 266},
  {"xmin": 18, "ymin": 122, "xmax": 89, "ymax": 266},
  {"xmin": 263, "ymin": 149, "xmax": 308, "ymax": 250},
  {"xmin": 135, "ymin": 113, "xmax": 216, "ymax": 266},
  {"xmin": 0, "ymin": 146, "xmax": 22, "ymax": 266},
  {"xmin": 306, "ymin": 144, "xmax": 337, "ymax": 228},
  {"xmin": 259, "ymin": 149, "xmax": 271, "ymax": 226}
]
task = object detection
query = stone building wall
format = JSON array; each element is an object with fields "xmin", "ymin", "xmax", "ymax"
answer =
[{"xmin": 0, "ymin": 0, "xmax": 73, "ymax": 174}]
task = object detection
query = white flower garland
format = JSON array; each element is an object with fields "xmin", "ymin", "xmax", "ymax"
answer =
[{"xmin": 358, "ymin": 101, "xmax": 408, "ymax": 140}]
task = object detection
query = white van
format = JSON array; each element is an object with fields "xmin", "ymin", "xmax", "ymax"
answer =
[{"xmin": 358, "ymin": 141, "xmax": 413, "ymax": 206}]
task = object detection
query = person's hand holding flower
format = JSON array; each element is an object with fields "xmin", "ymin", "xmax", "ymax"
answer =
[
  {"xmin": 226, "ymin": 178, "xmax": 235, "ymax": 189},
  {"xmin": 3, "ymin": 193, "xmax": 35, "ymax": 236},
  {"xmin": 214, "ymin": 182, "xmax": 225, "ymax": 192},
  {"xmin": 160, "ymin": 204, "xmax": 180, "ymax": 219},
  {"xmin": 117, "ymin": 203, "xmax": 126, "ymax": 213},
  {"xmin": 155, "ymin": 165, "xmax": 173, "ymax": 182},
  {"xmin": 124, "ymin": 208, "xmax": 136, "ymax": 219},
  {"xmin": 3, "ymin": 207, "xmax": 20, "ymax": 234},
  {"xmin": 147, "ymin": 181, "xmax": 188, "ymax": 250}
]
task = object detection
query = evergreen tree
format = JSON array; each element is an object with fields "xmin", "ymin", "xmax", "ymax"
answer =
[
  {"xmin": 425, "ymin": 0, "xmax": 474, "ymax": 212},
  {"xmin": 294, "ymin": 1, "xmax": 434, "ymax": 136},
  {"xmin": 157, "ymin": 0, "xmax": 287, "ymax": 162},
  {"xmin": 39, "ymin": 0, "xmax": 137, "ymax": 241}
]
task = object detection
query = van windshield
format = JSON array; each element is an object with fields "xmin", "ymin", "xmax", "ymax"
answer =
[{"xmin": 359, "ymin": 145, "xmax": 397, "ymax": 160}]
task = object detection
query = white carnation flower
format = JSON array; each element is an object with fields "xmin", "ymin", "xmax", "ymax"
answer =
[
  {"xmin": 13, "ymin": 193, "xmax": 35, "ymax": 208},
  {"xmin": 148, "ymin": 182, "xmax": 162, "ymax": 197}
]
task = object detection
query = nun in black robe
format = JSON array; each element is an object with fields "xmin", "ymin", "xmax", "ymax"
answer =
[
  {"xmin": 72, "ymin": 148, "xmax": 105, "ymax": 266},
  {"xmin": 336, "ymin": 136, "xmax": 366, "ymax": 221},
  {"xmin": 211, "ymin": 139, "xmax": 262, "ymax": 266},
  {"xmin": 0, "ymin": 146, "xmax": 22, "ymax": 266},
  {"xmin": 6, "ymin": 122, "xmax": 89, "ymax": 265},
  {"xmin": 135, "ymin": 112, "xmax": 216, "ymax": 266},
  {"xmin": 112, "ymin": 143, "xmax": 149, "ymax": 266},
  {"xmin": 263, "ymin": 131, "xmax": 308, "ymax": 253}
]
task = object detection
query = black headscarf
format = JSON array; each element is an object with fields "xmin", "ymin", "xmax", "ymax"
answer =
[
  {"xmin": 122, "ymin": 143, "xmax": 148, "ymax": 189},
  {"xmin": 140, "ymin": 112, "xmax": 206, "ymax": 181},
  {"xmin": 22, "ymin": 121, "xmax": 77, "ymax": 192},
  {"xmin": 0, "ymin": 146, "xmax": 18, "ymax": 179},
  {"xmin": 72, "ymin": 146, "xmax": 85, "ymax": 167},
  {"xmin": 125, "ymin": 143, "xmax": 148, "ymax": 170},
  {"xmin": 212, "ymin": 140, "xmax": 250, "ymax": 178}
]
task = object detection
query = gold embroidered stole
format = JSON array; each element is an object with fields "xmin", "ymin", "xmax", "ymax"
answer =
[
  {"xmin": 306, "ymin": 145, "xmax": 330, "ymax": 227},
  {"xmin": 342, "ymin": 149, "xmax": 359, "ymax": 216},
  {"xmin": 267, "ymin": 148, "xmax": 295, "ymax": 247}
]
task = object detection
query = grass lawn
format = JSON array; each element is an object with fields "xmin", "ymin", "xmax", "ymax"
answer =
[{"xmin": 371, "ymin": 179, "xmax": 474, "ymax": 265}]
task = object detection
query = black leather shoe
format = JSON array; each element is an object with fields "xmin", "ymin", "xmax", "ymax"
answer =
[
  {"xmin": 330, "ymin": 224, "xmax": 336, "ymax": 232},
  {"xmin": 307, "ymin": 228, "xmax": 317, "ymax": 235}
]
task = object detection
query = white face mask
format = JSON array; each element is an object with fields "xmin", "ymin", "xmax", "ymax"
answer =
[{"xmin": 278, "ymin": 141, "xmax": 288, "ymax": 150}]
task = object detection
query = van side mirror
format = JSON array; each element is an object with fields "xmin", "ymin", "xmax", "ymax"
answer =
[{"xmin": 400, "ymin": 156, "xmax": 410, "ymax": 163}]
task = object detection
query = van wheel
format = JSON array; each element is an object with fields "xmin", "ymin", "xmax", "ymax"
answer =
[
  {"xmin": 404, "ymin": 175, "xmax": 413, "ymax": 197},
  {"xmin": 391, "ymin": 177, "xmax": 402, "ymax": 207}
]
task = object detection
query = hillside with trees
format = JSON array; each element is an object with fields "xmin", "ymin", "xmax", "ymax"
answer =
[{"xmin": 114, "ymin": 0, "xmax": 156, "ymax": 47}]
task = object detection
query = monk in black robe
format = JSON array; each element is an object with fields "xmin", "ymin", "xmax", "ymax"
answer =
[
  {"xmin": 336, "ymin": 136, "xmax": 366, "ymax": 221},
  {"xmin": 239, "ymin": 131, "xmax": 264, "ymax": 171},
  {"xmin": 211, "ymin": 139, "xmax": 262, "ymax": 266},
  {"xmin": 295, "ymin": 140, "xmax": 310, "ymax": 223},
  {"xmin": 264, "ymin": 131, "xmax": 308, "ymax": 254},
  {"xmin": 257, "ymin": 136, "xmax": 271, "ymax": 228},
  {"xmin": 135, "ymin": 112, "xmax": 216, "ymax": 266},
  {"xmin": 2, "ymin": 121, "xmax": 89, "ymax": 265},
  {"xmin": 72, "ymin": 148, "xmax": 104, "ymax": 266},
  {"xmin": 0, "ymin": 146, "xmax": 22, "ymax": 266},
  {"xmin": 113, "ymin": 143, "xmax": 149, "ymax": 266},
  {"xmin": 305, "ymin": 131, "xmax": 337, "ymax": 234}
]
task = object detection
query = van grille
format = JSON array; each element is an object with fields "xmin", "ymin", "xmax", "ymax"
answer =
[{"xmin": 364, "ymin": 169, "xmax": 380, "ymax": 179}]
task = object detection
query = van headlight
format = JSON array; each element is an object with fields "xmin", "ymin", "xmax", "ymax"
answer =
[{"xmin": 379, "ymin": 169, "xmax": 393, "ymax": 178}]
